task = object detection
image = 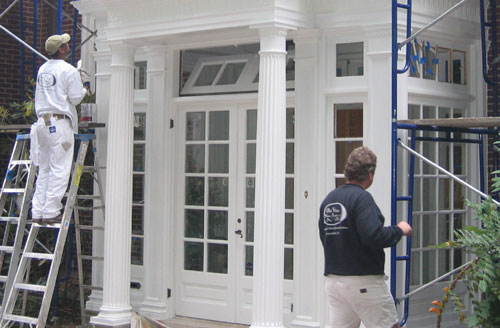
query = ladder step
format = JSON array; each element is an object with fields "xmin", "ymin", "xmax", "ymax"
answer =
[
  {"xmin": 81, "ymin": 255, "xmax": 104, "ymax": 261},
  {"xmin": 23, "ymin": 252, "xmax": 55, "ymax": 260},
  {"xmin": 0, "ymin": 246, "xmax": 14, "ymax": 253},
  {"xmin": 2, "ymin": 314, "xmax": 39, "ymax": 325},
  {"xmin": 78, "ymin": 225, "xmax": 104, "ymax": 231},
  {"xmin": 1, "ymin": 188, "xmax": 25, "ymax": 194},
  {"xmin": 82, "ymin": 284, "xmax": 103, "ymax": 291},
  {"xmin": 0, "ymin": 216, "xmax": 19, "ymax": 222},
  {"xmin": 10, "ymin": 160, "xmax": 31, "ymax": 166},
  {"xmin": 74, "ymin": 205, "xmax": 104, "ymax": 211},
  {"xmin": 33, "ymin": 222, "xmax": 61, "ymax": 228},
  {"xmin": 14, "ymin": 283, "xmax": 47, "ymax": 293},
  {"xmin": 0, "ymin": 275, "xmax": 7, "ymax": 282},
  {"xmin": 76, "ymin": 195, "xmax": 102, "ymax": 200}
]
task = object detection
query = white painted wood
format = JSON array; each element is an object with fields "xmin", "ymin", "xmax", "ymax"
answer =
[
  {"xmin": 250, "ymin": 26, "xmax": 288, "ymax": 328},
  {"xmin": 90, "ymin": 42, "xmax": 135, "ymax": 326}
]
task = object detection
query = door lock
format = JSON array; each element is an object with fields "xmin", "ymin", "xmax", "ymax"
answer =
[{"xmin": 234, "ymin": 229, "xmax": 243, "ymax": 238}]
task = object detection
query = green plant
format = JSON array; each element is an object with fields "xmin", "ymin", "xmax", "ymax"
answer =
[{"xmin": 430, "ymin": 171, "xmax": 500, "ymax": 327}]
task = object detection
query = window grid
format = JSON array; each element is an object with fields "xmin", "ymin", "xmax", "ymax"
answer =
[
  {"xmin": 408, "ymin": 105, "xmax": 467, "ymax": 286},
  {"xmin": 132, "ymin": 113, "xmax": 146, "ymax": 266}
]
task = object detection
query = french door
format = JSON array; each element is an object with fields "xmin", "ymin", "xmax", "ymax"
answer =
[{"xmin": 175, "ymin": 103, "xmax": 294, "ymax": 324}]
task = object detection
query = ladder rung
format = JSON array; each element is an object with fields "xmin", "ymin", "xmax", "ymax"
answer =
[
  {"xmin": 0, "ymin": 246, "xmax": 14, "ymax": 253},
  {"xmin": 0, "ymin": 275, "xmax": 7, "ymax": 282},
  {"xmin": 78, "ymin": 225, "xmax": 104, "ymax": 231},
  {"xmin": 76, "ymin": 195, "xmax": 102, "ymax": 200},
  {"xmin": 74, "ymin": 206, "xmax": 104, "ymax": 211},
  {"xmin": 2, "ymin": 314, "xmax": 39, "ymax": 325},
  {"xmin": 23, "ymin": 252, "xmax": 55, "ymax": 260},
  {"xmin": 0, "ymin": 216, "xmax": 19, "ymax": 222},
  {"xmin": 10, "ymin": 160, "xmax": 31, "ymax": 166},
  {"xmin": 33, "ymin": 222, "xmax": 61, "ymax": 228},
  {"xmin": 82, "ymin": 284, "xmax": 103, "ymax": 291},
  {"xmin": 14, "ymin": 283, "xmax": 47, "ymax": 293},
  {"xmin": 81, "ymin": 255, "xmax": 104, "ymax": 261},
  {"xmin": 1, "ymin": 188, "xmax": 25, "ymax": 194}
]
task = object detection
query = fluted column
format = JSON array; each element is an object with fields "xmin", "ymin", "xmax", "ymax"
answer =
[
  {"xmin": 90, "ymin": 42, "xmax": 135, "ymax": 326},
  {"xmin": 139, "ymin": 45, "xmax": 170, "ymax": 319},
  {"xmin": 251, "ymin": 26, "xmax": 288, "ymax": 328}
]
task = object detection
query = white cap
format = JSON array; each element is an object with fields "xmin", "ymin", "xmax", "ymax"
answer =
[{"xmin": 45, "ymin": 33, "xmax": 71, "ymax": 55}]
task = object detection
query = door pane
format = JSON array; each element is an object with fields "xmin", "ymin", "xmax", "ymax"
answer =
[
  {"xmin": 247, "ymin": 110, "xmax": 257, "ymax": 140},
  {"xmin": 209, "ymin": 111, "xmax": 229, "ymax": 140},
  {"xmin": 246, "ymin": 178, "xmax": 255, "ymax": 208},
  {"xmin": 208, "ymin": 210, "xmax": 228, "ymax": 240},
  {"xmin": 246, "ymin": 211, "xmax": 254, "ymax": 242},
  {"xmin": 186, "ymin": 112, "xmax": 206, "ymax": 141},
  {"xmin": 247, "ymin": 144, "xmax": 256, "ymax": 174},
  {"xmin": 284, "ymin": 248, "xmax": 293, "ymax": 280},
  {"xmin": 285, "ymin": 213, "xmax": 294, "ymax": 244},
  {"xmin": 185, "ymin": 177, "xmax": 204, "ymax": 206},
  {"xmin": 186, "ymin": 144, "xmax": 205, "ymax": 173},
  {"xmin": 185, "ymin": 209, "xmax": 204, "ymax": 238},
  {"xmin": 208, "ymin": 243, "xmax": 228, "ymax": 273},
  {"xmin": 209, "ymin": 144, "xmax": 229, "ymax": 173},
  {"xmin": 335, "ymin": 141, "xmax": 363, "ymax": 174},
  {"xmin": 185, "ymin": 242, "xmax": 204, "ymax": 271},
  {"xmin": 208, "ymin": 177, "xmax": 228, "ymax": 206},
  {"xmin": 286, "ymin": 143, "xmax": 294, "ymax": 174},
  {"xmin": 245, "ymin": 245, "xmax": 254, "ymax": 276}
]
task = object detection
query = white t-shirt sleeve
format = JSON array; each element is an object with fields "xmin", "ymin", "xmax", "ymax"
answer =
[{"xmin": 67, "ymin": 69, "xmax": 86, "ymax": 106}]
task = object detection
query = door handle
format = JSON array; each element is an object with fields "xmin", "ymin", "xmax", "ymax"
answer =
[{"xmin": 234, "ymin": 229, "xmax": 243, "ymax": 238}]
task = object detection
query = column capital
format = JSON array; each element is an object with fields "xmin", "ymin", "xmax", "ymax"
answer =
[
  {"xmin": 107, "ymin": 41, "xmax": 136, "ymax": 68},
  {"xmin": 145, "ymin": 46, "xmax": 168, "ymax": 72},
  {"xmin": 254, "ymin": 24, "xmax": 289, "ymax": 54}
]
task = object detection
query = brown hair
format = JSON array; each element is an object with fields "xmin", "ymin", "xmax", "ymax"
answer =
[{"xmin": 344, "ymin": 146, "xmax": 377, "ymax": 182}]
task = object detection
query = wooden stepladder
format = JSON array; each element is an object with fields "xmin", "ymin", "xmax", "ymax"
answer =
[{"xmin": 0, "ymin": 134, "xmax": 100, "ymax": 328}]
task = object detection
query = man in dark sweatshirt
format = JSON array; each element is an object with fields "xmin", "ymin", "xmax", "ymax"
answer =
[{"xmin": 319, "ymin": 147, "xmax": 412, "ymax": 328}]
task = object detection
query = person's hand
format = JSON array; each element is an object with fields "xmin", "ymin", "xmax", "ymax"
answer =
[{"xmin": 397, "ymin": 221, "xmax": 413, "ymax": 236}]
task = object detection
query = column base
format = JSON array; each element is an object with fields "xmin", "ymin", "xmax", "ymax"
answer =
[
  {"xmin": 90, "ymin": 306, "xmax": 132, "ymax": 327},
  {"xmin": 250, "ymin": 325, "xmax": 285, "ymax": 328},
  {"xmin": 139, "ymin": 301, "xmax": 170, "ymax": 321}
]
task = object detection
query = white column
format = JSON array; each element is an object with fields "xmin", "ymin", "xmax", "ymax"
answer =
[
  {"xmin": 251, "ymin": 26, "xmax": 288, "ymax": 328},
  {"xmin": 90, "ymin": 41, "xmax": 135, "ymax": 327},
  {"xmin": 139, "ymin": 45, "xmax": 170, "ymax": 319},
  {"xmin": 85, "ymin": 50, "xmax": 110, "ymax": 312},
  {"xmin": 289, "ymin": 30, "xmax": 321, "ymax": 328}
]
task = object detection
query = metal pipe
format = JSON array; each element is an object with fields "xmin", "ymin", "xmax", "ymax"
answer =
[
  {"xmin": 41, "ymin": 0, "xmax": 94, "ymax": 34},
  {"xmin": 57, "ymin": 0, "xmax": 62, "ymax": 34},
  {"xmin": 398, "ymin": 140, "xmax": 500, "ymax": 207},
  {"xmin": 32, "ymin": 0, "xmax": 38, "ymax": 80},
  {"xmin": 0, "ymin": 0, "xmax": 20, "ymax": 20},
  {"xmin": 397, "ymin": 260, "xmax": 474, "ymax": 303},
  {"xmin": 399, "ymin": 0, "xmax": 471, "ymax": 48},
  {"xmin": 19, "ymin": 0, "xmax": 25, "ymax": 99},
  {"xmin": 0, "ymin": 24, "xmax": 48, "ymax": 61}
]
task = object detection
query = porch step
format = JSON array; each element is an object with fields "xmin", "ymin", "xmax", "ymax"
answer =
[{"xmin": 161, "ymin": 317, "xmax": 249, "ymax": 328}]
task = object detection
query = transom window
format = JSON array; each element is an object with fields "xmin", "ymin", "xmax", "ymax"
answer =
[
  {"xmin": 409, "ymin": 41, "xmax": 466, "ymax": 85},
  {"xmin": 180, "ymin": 42, "xmax": 295, "ymax": 96}
]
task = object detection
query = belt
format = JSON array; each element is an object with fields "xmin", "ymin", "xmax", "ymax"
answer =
[{"xmin": 41, "ymin": 113, "xmax": 69, "ymax": 120}]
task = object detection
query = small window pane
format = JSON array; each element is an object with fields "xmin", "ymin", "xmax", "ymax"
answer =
[
  {"xmin": 422, "ymin": 214, "xmax": 436, "ymax": 247},
  {"xmin": 411, "ymin": 215, "xmax": 421, "ymax": 248},
  {"xmin": 423, "ymin": 42, "xmax": 437, "ymax": 80},
  {"xmin": 247, "ymin": 110, "xmax": 257, "ymax": 140},
  {"xmin": 246, "ymin": 211, "xmax": 254, "ymax": 242},
  {"xmin": 284, "ymin": 248, "xmax": 293, "ymax": 280},
  {"xmin": 453, "ymin": 182, "xmax": 465, "ymax": 209},
  {"xmin": 410, "ymin": 252, "xmax": 421, "ymax": 286},
  {"xmin": 247, "ymin": 143, "xmax": 256, "ymax": 174},
  {"xmin": 246, "ymin": 177, "xmax": 255, "ymax": 208},
  {"xmin": 208, "ymin": 243, "xmax": 228, "ymax": 274},
  {"xmin": 186, "ymin": 112, "xmax": 206, "ymax": 141},
  {"xmin": 134, "ymin": 114, "xmax": 146, "ymax": 140},
  {"xmin": 408, "ymin": 104, "xmax": 420, "ymax": 119},
  {"xmin": 286, "ymin": 143, "xmax": 294, "ymax": 174},
  {"xmin": 335, "ymin": 106, "xmax": 363, "ymax": 138},
  {"xmin": 409, "ymin": 42, "xmax": 421, "ymax": 78},
  {"xmin": 335, "ymin": 178, "xmax": 346, "ymax": 187},
  {"xmin": 335, "ymin": 141, "xmax": 363, "ymax": 174},
  {"xmin": 286, "ymin": 58, "xmax": 295, "ymax": 81},
  {"xmin": 286, "ymin": 108, "xmax": 295, "ymax": 139},
  {"xmin": 209, "ymin": 144, "xmax": 229, "ymax": 173},
  {"xmin": 216, "ymin": 62, "xmax": 246, "ymax": 85},
  {"xmin": 209, "ymin": 111, "xmax": 229, "ymax": 140},
  {"xmin": 438, "ymin": 179, "xmax": 451, "ymax": 210},
  {"xmin": 134, "ymin": 61, "xmax": 147, "ymax": 90},
  {"xmin": 186, "ymin": 144, "xmax": 205, "ymax": 173},
  {"xmin": 194, "ymin": 64, "xmax": 222, "ymax": 86},
  {"xmin": 185, "ymin": 177, "xmax": 204, "ymax": 206},
  {"xmin": 132, "ymin": 206, "xmax": 144, "ymax": 235},
  {"xmin": 208, "ymin": 210, "xmax": 228, "ymax": 240},
  {"xmin": 336, "ymin": 42, "xmax": 363, "ymax": 77},
  {"xmin": 437, "ymin": 47, "xmax": 451, "ymax": 83},
  {"xmin": 133, "ymin": 144, "xmax": 145, "ymax": 172},
  {"xmin": 184, "ymin": 242, "xmax": 203, "ymax": 271},
  {"xmin": 131, "ymin": 237, "xmax": 143, "ymax": 265},
  {"xmin": 133, "ymin": 175, "xmax": 144, "ymax": 203},
  {"xmin": 208, "ymin": 177, "xmax": 228, "ymax": 207},
  {"xmin": 422, "ymin": 179, "xmax": 436, "ymax": 210},
  {"xmin": 245, "ymin": 245, "xmax": 254, "ymax": 276},
  {"xmin": 185, "ymin": 209, "xmax": 204, "ymax": 238},
  {"xmin": 285, "ymin": 213, "xmax": 294, "ymax": 245},
  {"xmin": 452, "ymin": 51, "xmax": 466, "ymax": 85},
  {"xmin": 285, "ymin": 178, "xmax": 294, "ymax": 210},
  {"xmin": 422, "ymin": 251, "xmax": 436, "ymax": 283}
]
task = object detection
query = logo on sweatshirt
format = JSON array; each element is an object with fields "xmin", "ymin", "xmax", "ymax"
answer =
[
  {"xmin": 38, "ymin": 73, "xmax": 56, "ymax": 87},
  {"xmin": 323, "ymin": 203, "xmax": 347, "ymax": 226}
]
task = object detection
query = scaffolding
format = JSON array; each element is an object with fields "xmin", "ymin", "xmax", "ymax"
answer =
[
  {"xmin": 0, "ymin": 0, "xmax": 96, "ymax": 99},
  {"xmin": 391, "ymin": 0, "xmax": 499, "ymax": 326}
]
